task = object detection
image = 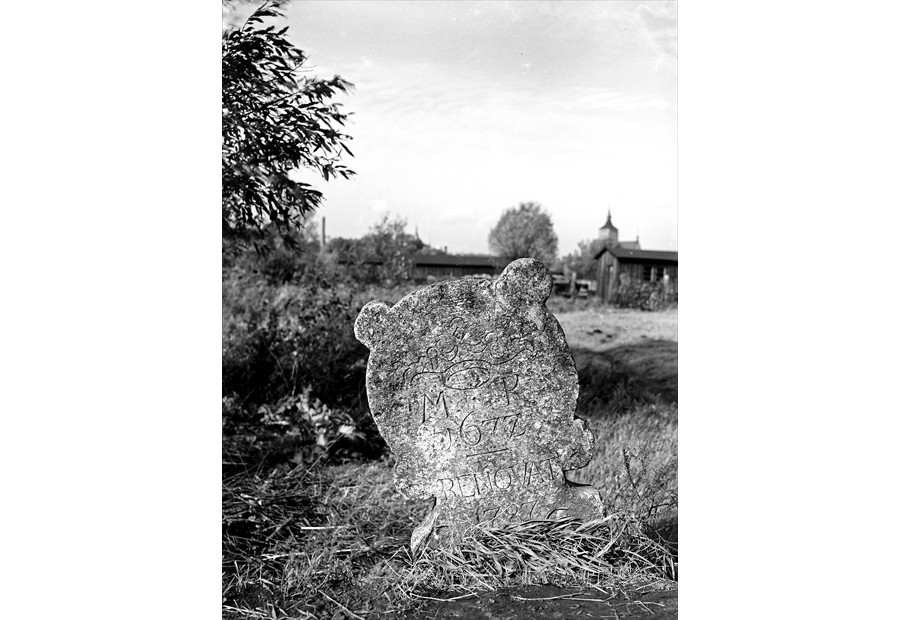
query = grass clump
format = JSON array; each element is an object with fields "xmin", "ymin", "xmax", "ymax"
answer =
[
  {"xmin": 397, "ymin": 515, "xmax": 675, "ymax": 597},
  {"xmin": 222, "ymin": 459, "xmax": 427, "ymax": 619},
  {"xmin": 223, "ymin": 445, "xmax": 677, "ymax": 618},
  {"xmin": 398, "ymin": 405, "xmax": 679, "ymax": 599}
]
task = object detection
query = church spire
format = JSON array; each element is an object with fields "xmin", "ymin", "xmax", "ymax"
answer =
[
  {"xmin": 599, "ymin": 208, "xmax": 619, "ymax": 247},
  {"xmin": 600, "ymin": 208, "xmax": 617, "ymax": 232}
]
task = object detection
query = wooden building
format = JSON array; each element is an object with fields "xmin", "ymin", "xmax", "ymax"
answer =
[
  {"xmin": 589, "ymin": 210, "xmax": 677, "ymax": 302},
  {"xmin": 409, "ymin": 252, "xmax": 511, "ymax": 282},
  {"xmin": 595, "ymin": 246, "xmax": 678, "ymax": 302}
]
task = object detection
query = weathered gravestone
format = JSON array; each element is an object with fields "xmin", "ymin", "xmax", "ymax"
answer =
[{"xmin": 354, "ymin": 258, "xmax": 602, "ymax": 551}]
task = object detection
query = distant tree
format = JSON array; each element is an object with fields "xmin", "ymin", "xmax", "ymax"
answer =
[
  {"xmin": 561, "ymin": 238, "xmax": 604, "ymax": 279},
  {"xmin": 327, "ymin": 214, "xmax": 424, "ymax": 285},
  {"xmin": 222, "ymin": 1, "xmax": 355, "ymax": 244},
  {"xmin": 363, "ymin": 214, "xmax": 425, "ymax": 283},
  {"xmin": 488, "ymin": 202, "xmax": 559, "ymax": 264}
]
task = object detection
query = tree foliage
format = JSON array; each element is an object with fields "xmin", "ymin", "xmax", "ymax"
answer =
[
  {"xmin": 488, "ymin": 202, "xmax": 559, "ymax": 264},
  {"xmin": 561, "ymin": 237, "xmax": 604, "ymax": 279},
  {"xmin": 327, "ymin": 214, "xmax": 424, "ymax": 285},
  {"xmin": 222, "ymin": 1, "xmax": 354, "ymax": 241}
]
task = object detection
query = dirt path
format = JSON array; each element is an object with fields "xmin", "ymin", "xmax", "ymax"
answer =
[{"xmin": 410, "ymin": 584, "xmax": 677, "ymax": 619}]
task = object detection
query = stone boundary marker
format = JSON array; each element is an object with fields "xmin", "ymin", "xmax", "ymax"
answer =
[{"xmin": 355, "ymin": 258, "xmax": 602, "ymax": 551}]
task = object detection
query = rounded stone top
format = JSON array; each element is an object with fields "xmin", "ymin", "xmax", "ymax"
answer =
[
  {"xmin": 494, "ymin": 258, "xmax": 553, "ymax": 308},
  {"xmin": 354, "ymin": 258, "xmax": 554, "ymax": 352}
]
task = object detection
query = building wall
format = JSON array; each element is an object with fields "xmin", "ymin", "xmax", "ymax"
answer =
[
  {"xmin": 597, "ymin": 252, "xmax": 618, "ymax": 302},
  {"xmin": 596, "ymin": 257, "xmax": 678, "ymax": 302},
  {"xmin": 619, "ymin": 262, "xmax": 678, "ymax": 287},
  {"xmin": 411, "ymin": 264, "xmax": 498, "ymax": 282}
]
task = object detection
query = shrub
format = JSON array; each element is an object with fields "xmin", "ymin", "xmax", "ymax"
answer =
[
  {"xmin": 225, "ymin": 221, "xmax": 328, "ymax": 286},
  {"xmin": 614, "ymin": 281, "xmax": 677, "ymax": 311},
  {"xmin": 326, "ymin": 214, "xmax": 424, "ymax": 287},
  {"xmin": 222, "ymin": 267, "xmax": 368, "ymax": 411}
]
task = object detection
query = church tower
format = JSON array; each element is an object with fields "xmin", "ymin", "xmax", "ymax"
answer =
[{"xmin": 598, "ymin": 209, "xmax": 619, "ymax": 249}]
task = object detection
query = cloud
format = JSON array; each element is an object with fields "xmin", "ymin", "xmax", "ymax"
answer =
[
  {"xmin": 349, "ymin": 59, "xmax": 672, "ymax": 154},
  {"xmin": 282, "ymin": 2, "xmax": 677, "ymax": 255},
  {"xmin": 639, "ymin": 3, "xmax": 678, "ymax": 58}
]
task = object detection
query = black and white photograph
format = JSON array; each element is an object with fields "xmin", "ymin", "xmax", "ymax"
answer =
[
  {"xmin": 222, "ymin": 2, "xmax": 677, "ymax": 617},
  {"xmin": 7, "ymin": 0, "xmax": 900, "ymax": 618}
]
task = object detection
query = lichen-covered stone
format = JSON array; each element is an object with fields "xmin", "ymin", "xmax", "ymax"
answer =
[{"xmin": 355, "ymin": 258, "xmax": 602, "ymax": 551}]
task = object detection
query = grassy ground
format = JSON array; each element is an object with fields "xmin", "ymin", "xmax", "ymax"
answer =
[
  {"xmin": 223, "ymin": 308, "xmax": 677, "ymax": 619},
  {"xmin": 555, "ymin": 307, "xmax": 678, "ymax": 350}
]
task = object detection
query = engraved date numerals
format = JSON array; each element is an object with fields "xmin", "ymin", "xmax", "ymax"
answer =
[{"xmin": 476, "ymin": 499, "xmax": 539, "ymax": 525}]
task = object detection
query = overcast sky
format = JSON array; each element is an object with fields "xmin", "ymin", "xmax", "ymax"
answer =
[{"xmin": 241, "ymin": 1, "xmax": 677, "ymax": 256}]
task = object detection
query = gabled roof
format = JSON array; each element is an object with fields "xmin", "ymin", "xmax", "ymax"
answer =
[
  {"xmin": 617, "ymin": 240, "xmax": 641, "ymax": 250},
  {"xmin": 411, "ymin": 252, "xmax": 511, "ymax": 269},
  {"xmin": 595, "ymin": 246, "xmax": 678, "ymax": 262}
]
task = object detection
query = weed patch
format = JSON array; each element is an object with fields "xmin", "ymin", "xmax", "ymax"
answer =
[
  {"xmin": 398, "ymin": 516, "xmax": 675, "ymax": 596},
  {"xmin": 571, "ymin": 404, "xmax": 678, "ymax": 570},
  {"xmin": 223, "ymin": 441, "xmax": 677, "ymax": 618}
]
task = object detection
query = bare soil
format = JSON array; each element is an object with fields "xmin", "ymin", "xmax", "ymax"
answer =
[{"xmin": 556, "ymin": 309, "xmax": 678, "ymax": 353}]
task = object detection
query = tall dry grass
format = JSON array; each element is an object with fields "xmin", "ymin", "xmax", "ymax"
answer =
[
  {"xmin": 222, "ymin": 286, "xmax": 677, "ymax": 619},
  {"xmin": 223, "ymin": 402, "xmax": 677, "ymax": 618}
]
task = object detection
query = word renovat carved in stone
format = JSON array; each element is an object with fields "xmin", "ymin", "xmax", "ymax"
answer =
[{"xmin": 355, "ymin": 258, "xmax": 602, "ymax": 551}]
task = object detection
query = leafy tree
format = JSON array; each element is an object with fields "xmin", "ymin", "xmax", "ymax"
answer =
[
  {"xmin": 327, "ymin": 214, "xmax": 424, "ymax": 285},
  {"xmin": 488, "ymin": 201, "xmax": 559, "ymax": 264},
  {"xmin": 363, "ymin": 214, "xmax": 425, "ymax": 283},
  {"xmin": 222, "ymin": 1, "xmax": 355, "ymax": 243},
  {"xmin": 561, "ymin": 237, "xmax": 604, "ymax": 280}
]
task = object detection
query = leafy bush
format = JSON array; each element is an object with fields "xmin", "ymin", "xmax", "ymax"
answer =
[
  {"xmin": 222, "ymin": 267, "xmax": 368, "ymax": 411},
  {"xmin": 326, "ymin": 213, "xmax": 424, "ymax": 286},
  {"xmin": 614, "ymin": 281, "xmax": 677, "ymax": 311},
  {"xmin": 222, "ymin": 237, "xmax": 432, "ymax": 468}
]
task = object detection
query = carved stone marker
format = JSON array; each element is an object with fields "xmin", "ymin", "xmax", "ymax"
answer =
[{"xmin": 355, "ymin": 258, "xmax": 602, "ymax": 551}]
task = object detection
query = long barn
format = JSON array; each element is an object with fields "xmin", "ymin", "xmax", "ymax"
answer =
[{"xmin": 409, "ymin": 252, "xmax": 511, "ymax": 282}]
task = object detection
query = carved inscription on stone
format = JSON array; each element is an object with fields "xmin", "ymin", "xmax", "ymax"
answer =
[{"xmin": 355, "ymin": 258, "xmax": 603, "ymax": 550}]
